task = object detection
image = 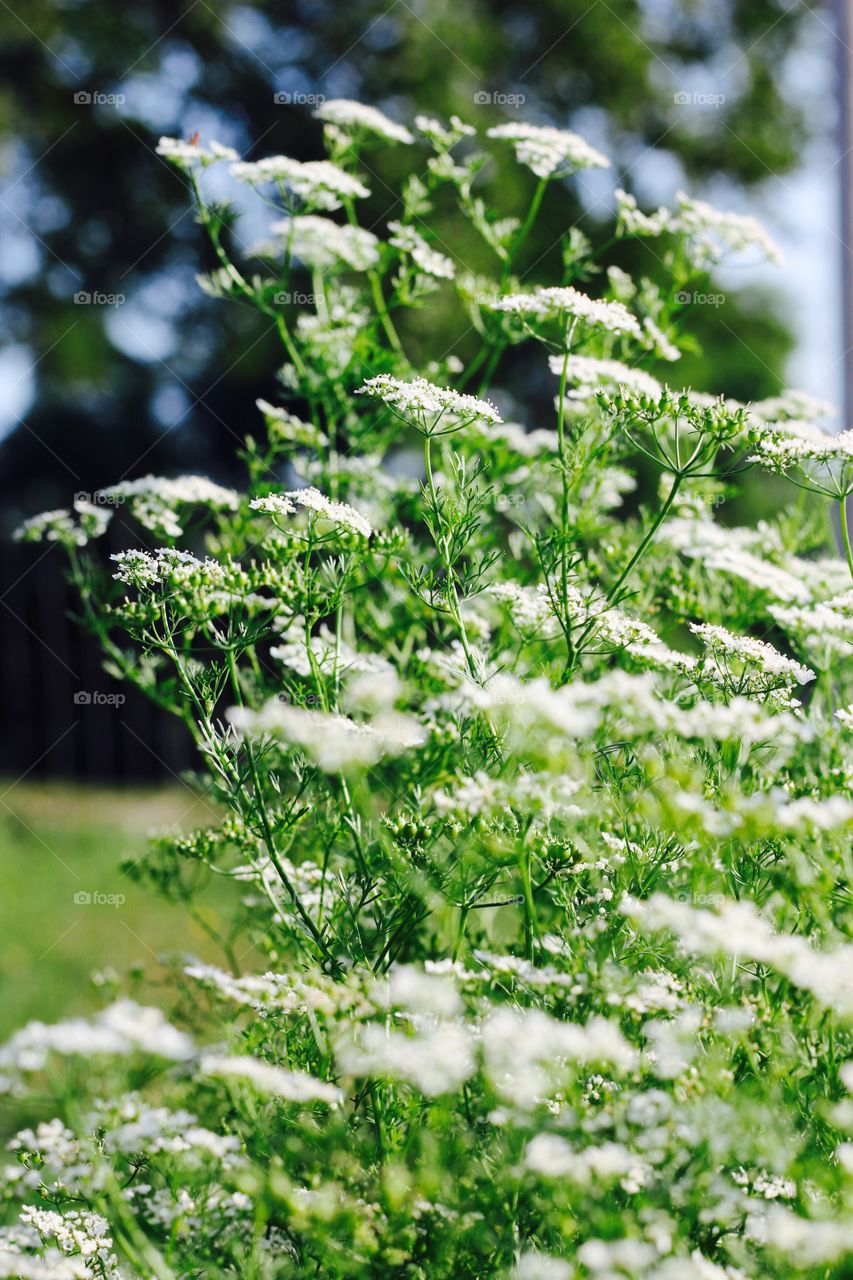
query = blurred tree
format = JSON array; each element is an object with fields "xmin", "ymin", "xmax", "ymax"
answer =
[
  {"xmin": 0, "ymin": 0, "xmax": 818, "ymax": 522},
  {"xmin": 0, "ymin": 0, "xmax": 820, "ymax": 777}
]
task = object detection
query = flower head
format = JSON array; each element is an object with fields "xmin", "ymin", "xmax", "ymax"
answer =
[
  {"xmin": 388, "ymin": 220, "xmax": 455, "ymax": 280},
  {"xmin": 156, "ymin": 136, "xmax": 238, "ymax": 168},
  {"xmin": 314, "ymin": 99, "xmax": 414, "ymax": 144},
  {"xmin": 14, "ymin": 498, "xmax": 112, "ymax": 548},
  {"xmin": 356, "ymin": 375, "xmax": 502, "ymax": 435},
  {"xmin": 97, "ymin": 474, "xmax": 239, "ymax": 538},
  {"xmin": 488, "ymin": 286, "xmax": 640, "ymax": 337},
  {"xmin": 749, "ymin": 428, "xmax": 853, "ymax": 497},
  {"xmin": 255, "ymin": 400, "xmax": 327, "ymax": 448},
  {"xmin": 615, "ymin": 187, "xmax": 781, "ymax": 266},
  {"xmin": 269, "ymin": 215, "xmax": 380, "ymax": 271},
  {"xmin": 549, "ymin": 354, "xmax": 662, "ymax": 400},
  {"xmin": 487, "ymin": 123, "xmax": 610, "ymax": 179},
  {"xmin": 230, "ymin": 156, "xmax": 369, "ymax": 210},
  {"xmin": 251, "ymin": 487, "xmax": 372, "ymax": 537}
]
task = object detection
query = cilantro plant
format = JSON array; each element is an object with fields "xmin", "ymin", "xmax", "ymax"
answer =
[{"xmin": 7, "ymin": 101, "xmax": 853, "ymax": 1280}]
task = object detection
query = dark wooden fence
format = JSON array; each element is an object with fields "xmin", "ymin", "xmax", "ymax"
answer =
[{"xmin": 1, "ymin": 539, "xmax": 196, "ymax": 783}]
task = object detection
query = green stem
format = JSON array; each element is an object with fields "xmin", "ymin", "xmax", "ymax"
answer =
[
  {"xmin": 840, "ymin": 495, "xmax": 853, "ymax": 580},
  {"xmin": 226, "ymin": 649, "xmax": 335, "ymax": 970},
  {"xmin": 370, "ymin": 271, "xmax": 404, "ymax": 354},
  {"xmin": 342, "ymin": 194, "xmax": 404, "ymax": 354},
  {"xmin": 475, "ymin": 342, "xmax": 506, "ymax": 397},
  {"xmin": 504, "ymin": 177, "xmax": 547, "ymax": 280},
  {"xmin": 452, "ymin": 904, "xmax": 470, "ymax": 961},
  {"xmin": 423, "ymin": 435, "xmax": 502, "ymax": 757},
  {"xmin": 519, "ymin": 845, "xmax": 538, "ymax": 962},
  {"xmin": 607, "ymin": 471, "xmax": 683, "ymax": 604},
  {"xmin": 423, "ymin": 435, "xmax": 478, "ymax": 681},
  {"xmin": 555, "ymin": 331, "xmax": 575, "ymax": 674}
]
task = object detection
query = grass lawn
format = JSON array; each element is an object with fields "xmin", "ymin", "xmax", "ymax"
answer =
[{"xmin": 0, "ymin": 781, "xmax": 244, "ymax": 1039}]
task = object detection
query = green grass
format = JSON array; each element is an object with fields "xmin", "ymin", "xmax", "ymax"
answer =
[{"xmin": 0, "ymin": 781, "xmax": 241, "ymax": 1039}]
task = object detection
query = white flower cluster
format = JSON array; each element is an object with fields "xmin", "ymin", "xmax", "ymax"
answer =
[
  {"xmin": 227, "ymin": 701, "xmax": 425, "ymax": 771},
  {"xmin": 17, "ymin": 1207, "xmax": 121, "ymax": 1280},
  {"xmin": 769, "ymin": 581, "xmax": 853, "ymax": 656},
  {"xmin": 486, "ymin": 123, "xmax": 610, "ymax": 179},
  {"xmin": 690, "ymin": 623, "xmax": 815, "ymax": 688},
  {"xmin": 469, "ymin": 669, "xmax": 802, "ymax": 755},
  {"xmin": 482, "ymin": 1008, "xmax": 636, "ymax": 1107},
  {"xmin": 749, "ymin": 388, "xmax": 837, "ymax": 426},
  {"xmin": 431, "ymin": 769, "xmax": 583, "ymax": 823},
  {"xmin": 614, "ymin": 189, "xmax": 672, "ymax": 238},
  {"xmin": 98, "ymin": 473, "xmax": 239, "ymax": 537},
  {"xmin": 255, "ymin": 399, "xmax": 328, "ymax": 448},
  {"xmin": 481, "ymin": 421, "xmax": 560, "ymax": 456},
  {"xmin": 201, "ymin": 1054, "xmax": 342, "ymax": 1105},
  {"xmin": 184, "ymin": 962, "xmax": 302, "ymax": 1009},
  {"xmin": 625, "ymin": 894, "xmax": 853, "ymax": 1018},
  {"xmin": 750, "ymin": 426, "xmax": 853, "ymax": 492},
  {"xmin": 356, "ymin": 375, "xmax": 502, "ymax": 433},
  {"xmin": 0, "ymin": 1001, "xmax": 193, "ymax": 1084},
  {"xmin": 250, "ymin": 486, "xmax": 372, "ymax": 537},
  {"xmin": 100, "ymin": 474, "xmax": 239, "ymax": 510},
  {"xmin": 615, "ymin": 188, "xmax": 781, "ymax": 265},
  {"xmin": 335, "ymin": 1020, "xmax": 475, "ymax": 1096},
  {"xmin": 549, "ymin": 353, "xmax": 662, "ymax": 400},
  {"xmin": 156, "ymin": 136, "xmax": 238, "ymax": 167},
  {"xmin": 94, "ymin": 1096, "xmax": 241, "ymax": 1163},
  {"xmin": 388, "ymin": 220, "xmax": 455, "ymax": 279},
  {"xmin": 231, "ymin": 156, "xmax": 370, "ymax": 210},
  {"xmin": 488, "ymin": 582, "xmax": 695, "ymax": 675},
  {"xmin": 111, "ymin": 547, "xmax": 228, "ymax": 590},
  {"xmin": 676, "ymin": 191, "xmax": 782, "ymax": 265},
  {"xmin": 488, "ymin": 582, "xmax": 561, "ymax": 638},
  {"xmin": 314, "ymin": 98, "xmax": 415, "ymax": 144},
  {"xmin": 489, "ymin": 286, "xmax": 640, "ymax": 337},
  {"xmin": 13, "ymin": 499, "xmax": 111, "ymax": 548},
  {"xmin": 271, "ymin": 623, "xmax": 391, "ymax": 679},
  {"xmin": 415, "ymin": 114, "xmax": 475, "ymax": 148},
  {"xmin": 662, "ymin": 518, "xmax": 812, "ymax": 604},
  {"xmin": 270, "ymin": 215, "xmax": 380, "ymax": 271}
]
